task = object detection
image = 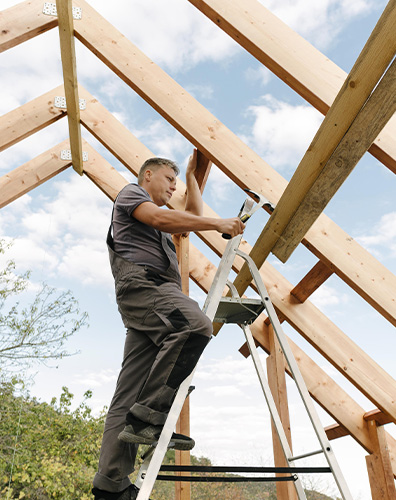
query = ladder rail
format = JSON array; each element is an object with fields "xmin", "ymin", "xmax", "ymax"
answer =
[
  {"xmin": 136, "ymin": 372, "xmax": 195, "ymax": 500},
  {"xmin": 236, "ymin": 249, "xmax": 353, "ymax": 500}
]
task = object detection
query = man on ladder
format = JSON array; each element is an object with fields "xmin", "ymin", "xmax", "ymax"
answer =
[{"xmin": 92, "ymin": 151, "xmax": 245, "ymax": 500}]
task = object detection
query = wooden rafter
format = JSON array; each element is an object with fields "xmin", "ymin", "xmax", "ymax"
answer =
[
  {"xmin": 187, "ymin": 0, "xmax": 396, "ymax": 175},
  {"xmin": 274, "ymin": 59, "xmax": 396, "ymax": 260},
  {"xmin": 56, "ymin": 0, "xmax": 83, "ymax": 175},
  {"xmin": 0, "ymin": 84, "xmax": 66, "ymax": 152},
  {"xmin": 0, "ymin": 139, "xmax": 72, "ymax": 209},
  {"xmin": 0, "ymin": 0, "xmax": 57, "ymax": 53},
  {"xmin": 194, "ymin": 150, "xmax": 212, "ymax": 193}
]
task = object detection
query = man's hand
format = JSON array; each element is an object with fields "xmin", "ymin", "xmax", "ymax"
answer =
[
  {"xmin": 186, "ymin": 149, "xmax": 198, "ymax": 179},
  {"xmin": 216, "ymin": 217, "xmax": 245, "ymax": 238}
]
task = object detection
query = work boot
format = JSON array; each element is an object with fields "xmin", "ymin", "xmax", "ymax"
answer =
[
  {"xmin": 92, "ymin": 484, "xmax": 150, "ymax": 500},
  {"xmin": 118, "ymin": 415, "xmax": 195, "ymax": 451}
]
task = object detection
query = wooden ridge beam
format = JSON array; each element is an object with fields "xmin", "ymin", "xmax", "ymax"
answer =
[
  {"xmin": 290, "ymin": 260, "xmax": 333, "ymax": 303},
  {"xmin": 0, "ymin": 84, "xmax": 66, "ymax": 152},
  {"xmin": 73, "ymin": 8, "xmax": 396, "ymax": 327},
  {"xmin": 56, "ymin": 0, "xmax": 83, "ymax": 175},
  {"xmin": 0, "ymin": 0, "xmax": 57, "ymax": 53},
  {"xmin": 272, "ymin": 47, "xmax": 396, "ymax": 261},
  {"xmin": 187, "ymin": 0, "xmax": 396, "ymax": 175},
  {"xmin": 0, "ymin": 139, "xmax": 72, "ymax": 209}
]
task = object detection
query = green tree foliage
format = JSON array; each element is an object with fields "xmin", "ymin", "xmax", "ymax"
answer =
[
  {"xmin": 0, "ymin": 381, "xmax": 104, "ymax": 499},
  {"xmin": 0, "ymin": 382, "xmax": 337, "ymax": 500},
  {"xmin": 0, "ymin": 239, "xmax": 88, "ymax": 372}
]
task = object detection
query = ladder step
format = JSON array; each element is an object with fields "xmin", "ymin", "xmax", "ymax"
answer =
[{"xmin": 214, "ymin": 297, "xmax": 265, "ymax": 324}]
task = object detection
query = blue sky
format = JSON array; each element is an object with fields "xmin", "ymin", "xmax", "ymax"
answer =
[{"xmin": 1, "ymin": 1, "xmax": 395, "ymax": 498}]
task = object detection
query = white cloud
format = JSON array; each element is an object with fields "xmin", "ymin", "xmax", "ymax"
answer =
[
  {"xmin": 0, "ymin": 29, "xmax": 63, "ymax": 115},
  {"xmin": 72, "ymin": 368, "xmax": 118, "ymax": 388},
  {"xmin": 355, "ymin": 211, "xmax": 396, "ymax": 258},
  {"xmin": 259, "ymin": 0, "xmax": 376, "ymax": 49},
  {"xmin": 245, "ymin": 66, "xmax": 272, "ymax": 87},
  {"xmin": 90, "ymin": 0, "xmax": 240, "ymax": 73},
  {"xmin": 244, "ymin": 94, "xmax": 323, "ymax": 172},
  {"xmin": 1, "ymin": 170, "xmax": 114, "ymax": 287},
  {"xmin": 206, "ymin": 165, "xmax": 236, "ymax": 205},
  {"xmin": 132, "ymin": 119, "xmax": 190, "ymax": 159},
  {"xmin": 309, "ymin": 284, "xmax": 349, "ymax": 309}
]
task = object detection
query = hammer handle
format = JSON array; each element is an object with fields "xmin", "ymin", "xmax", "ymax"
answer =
[{"xmin": 222, "ymin": 213, "xmax": 250, "ymax": 239}]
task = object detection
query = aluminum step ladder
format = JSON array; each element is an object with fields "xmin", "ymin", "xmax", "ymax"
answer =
[{"xmin": 135, "ymin": 193, "xmax": 354, "ymax": 500}]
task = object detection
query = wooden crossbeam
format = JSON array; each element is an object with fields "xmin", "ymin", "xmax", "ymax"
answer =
[
  {"xmin": 0, "ymin": 0, "xmax": 57, "ymax": 53},
  {"xmin": 187, "ymin": 0, "xmax": 396, "ymax": 175},
  {"xmin": 0, "ymin": 84, "xmax": 66, "ymax": 152},
  {"xmin": 56, "ymin": 0, "xmax": 83, "ymax": 175},
  {"xmin": 72, "ymin": 7, "xmax": 396, "ymax": 327},
  {"xmin": 272, "ymin": 55, "xmax": 396, "ymax": 262},
  {"xmin": 325, "ymin": 409, "xmax": 395, "ymax": 441},
  {"xmin": 0, "ymin": 139, "xmax": 72, "ymax": 209},
  {"xmin": 290, "ymin": 260, "xmax": 333, "ymax": 303}
]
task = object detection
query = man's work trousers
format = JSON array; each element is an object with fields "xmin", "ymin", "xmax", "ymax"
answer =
[{"xmin": 93, "ymin": 265, "xmax": 212, "ymax": 492}]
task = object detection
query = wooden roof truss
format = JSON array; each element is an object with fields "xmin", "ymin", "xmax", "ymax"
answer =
[{"xmin": 1, "ymin": 0, "xmax": 396, "ymax": 497}]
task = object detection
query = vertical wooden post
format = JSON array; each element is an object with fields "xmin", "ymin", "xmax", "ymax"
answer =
[
  {"xmin": 266, "ymin": 324, "xmax": 298, "ymax": 500},
  {"xmin": 366, "ymin": 419, "xmax": 396, "ymax": 500},
  {"xmin": 172, "ymin": 148, "xmax": 212, "ymax": 500},
  {"xmin": 173, "ymin": 233, "xmax": 191, "ymax": 500}
]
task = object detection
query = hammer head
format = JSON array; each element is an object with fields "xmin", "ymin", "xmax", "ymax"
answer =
[{"xmin": 244, "ymin": 188, "xmax": 268, "ymax": 205}]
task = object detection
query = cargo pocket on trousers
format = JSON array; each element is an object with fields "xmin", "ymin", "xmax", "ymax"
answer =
[
  {"xmin": 146, "ymin": 300, "xmax": 190, "ymax": 331},
  {"xmin": 116, "ymin": 281, "xmax": 155, "ymax": 326}
]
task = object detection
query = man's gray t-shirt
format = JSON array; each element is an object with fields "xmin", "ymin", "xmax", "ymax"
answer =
[{"xmin": 112, "ymin": 183, "xmax": 170, "ymax": 272}]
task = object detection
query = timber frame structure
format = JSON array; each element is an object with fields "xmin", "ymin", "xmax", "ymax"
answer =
[{"xmin": 1, "ymin": 1, "xmax": 396, "ymax": 499}]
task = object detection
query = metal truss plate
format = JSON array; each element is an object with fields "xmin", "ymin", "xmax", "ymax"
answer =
[
  {"xmin": 54, "ymin": 96, "xmax": 86, "ymax": 110},
  {"xmin": 43, "ymin": 3, "xmax": 82, "ymax": 20},
  {"xmin": 60, "ymin": 150, "xmax": 88, "ymax": 162}
]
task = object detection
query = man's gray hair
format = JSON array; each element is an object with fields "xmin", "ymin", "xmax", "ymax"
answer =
[{"xmin": 138, "ymin": 157, "xmax": 180, "ymax": 185}]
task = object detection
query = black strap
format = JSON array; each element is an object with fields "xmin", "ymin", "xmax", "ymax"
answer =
[
  {"xmin": 156, "ymin": 474, "xmax": 297, "ymax": 483},
  {"xmin": 160, "ymin": 465, "xmax": 331, "ymax": 474}
]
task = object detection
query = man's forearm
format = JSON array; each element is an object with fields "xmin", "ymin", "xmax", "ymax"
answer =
[{"xmin": 151, "ymin": 208, "xmax": 218, "ymax": 234}]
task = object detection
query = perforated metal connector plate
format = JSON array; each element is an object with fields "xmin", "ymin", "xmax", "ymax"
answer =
[
  {"xmin": 54, "ymin": 96, "xmax": 86, "ymax": 110},
  {"xmin": 61, "ymin": 150, "xmax": 88, "ymax": 161},
  {"xmin": 43, "ymin": 3, "xmax": 82, "ymax": 20}
]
